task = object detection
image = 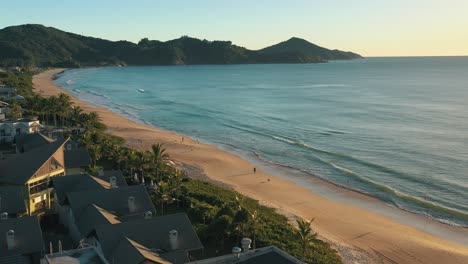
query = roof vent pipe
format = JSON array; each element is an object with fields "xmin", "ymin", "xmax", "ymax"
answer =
[
  {"xmin": 6, "ymin": 230, "xmax": 15, "ymax": 249},
  {"xmin": 128, "ymin": 196, "xmax": 136, "ymax": 213},
  {"xmin": 0, "ymin": 212, "xmax": 7, "ymax": 220},
  {"xmin": 169, "ymin": 230, "xmax": 178, "ymax": 250},
  {"xmin": 110, "ymin": 176, "xmax": 117, "ymax": 188},
  {"xmin": 232, "ymin": 247, "xmax": 242, "ymax": 259},
  {"xmin": 144, "ymin": 211, "xmax": 153, "ymax": 219},
  {"xmin": 241, "ymin": 238, "xmax": 252, "ymax": 252}
]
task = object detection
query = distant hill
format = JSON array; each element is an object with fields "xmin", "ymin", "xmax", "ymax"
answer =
[{"xmin": 0, "ymin": 24, "xmax": 363, "ymax": 67}]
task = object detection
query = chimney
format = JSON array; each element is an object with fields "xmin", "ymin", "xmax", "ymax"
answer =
[
  {"xmin": 144, "ymin": 211, "xmax": 153, "ymax": 219},
  {"xmin": 0, "ymin": 212, "xmax": 8, "ymax": 220},
  {"xmin": 169, "ymin": 230, "xmax": 178, "ymax": 250},
  {"xmin": 128, "ymin": 196, "xmax": 136, "ymax": 213},
  {"xmin": 110, "ymin": 176, "xmax": 117, "ymax": 188},
  {"xmin": 98, "ymin": 167, "xmax": 104, "ymax": 177},
  {"xmin": 241, "ymin": 238, "xmax": 252, "ymax": 252},
  {"xmin": 6, "ymin": 230, "xmax": 15, "ymax": 249}
]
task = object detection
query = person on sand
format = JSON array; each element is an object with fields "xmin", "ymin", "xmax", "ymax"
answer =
[{"xmin": 253, "ymin": 167, "xmax": 256, "ymax": 173}]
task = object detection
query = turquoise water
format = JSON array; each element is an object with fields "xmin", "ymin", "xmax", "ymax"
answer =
[{"xmin": 55, "ymin": 57, "xmax": 468, "ymax": 227}]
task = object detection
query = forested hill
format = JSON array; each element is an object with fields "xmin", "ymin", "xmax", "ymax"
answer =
[{"xmin": 0, "ymin": 24, "xmax": 362, "ymax": 67}]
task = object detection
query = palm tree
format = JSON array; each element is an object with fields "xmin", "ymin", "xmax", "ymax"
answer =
[
  {"xmin": 151, "ymin": 143, "xmax": 170, "ymax": 181},
  {"xmin": 88, "ymin": 144, "xmax": 102, "ymax": 167},
  {"xmin": 47, "ymin": 95, "xmax": 59, "ymax": 127},
  {"xmin": 296, "ymin": 217, "xmax": 317, "ymax": 259},
  {"xmin": 69, "ymin": 106, "xmax": 83, "ymax": 127},
  {"xmin": 57, "ymin": 93, "xmax": 72, "ymax": 126},
  {"xmin": 111, "ymin": 145, "xmax": 127, "ymax": 170},
  {"xmin": 249, "ymin": 210, "xmax": 262, "ymax": 249},
  {"xmin": 154, "ymin": 180, "xmax": 172, "ymax": 215}
]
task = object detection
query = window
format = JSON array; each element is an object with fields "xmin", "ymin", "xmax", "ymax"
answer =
[
  {"xmin": 15, "ymin": 128, "xmax": 21, "ymax": 135},
  {"xmin": 29, "ymin": 178, "xmax": 49, "ymax": 195},
  {"xmin": 34, "ymin": 200, "xmax": 46, "ymax": 211}
]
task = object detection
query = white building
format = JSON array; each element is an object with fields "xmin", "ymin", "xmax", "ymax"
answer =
[{"xmin": 0, "ymin": 118, "xmax": 41, "ymax": 143}]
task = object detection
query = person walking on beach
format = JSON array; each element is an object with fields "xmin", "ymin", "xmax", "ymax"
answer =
[{"xmin": 253, "ymin": 167, "xmax": 256, "ymax": 173}]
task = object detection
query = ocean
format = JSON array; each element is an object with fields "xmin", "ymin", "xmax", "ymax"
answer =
[{"xmin": 55, "ymin": 57, "xmax": 468, "ymax": 227}]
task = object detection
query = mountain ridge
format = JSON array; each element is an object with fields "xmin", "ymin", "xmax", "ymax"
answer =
[{"xmin": 0, "ymin": 24, "xmax": 363, "ymax": 67}]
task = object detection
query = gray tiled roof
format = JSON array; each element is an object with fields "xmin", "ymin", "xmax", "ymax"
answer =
[
  {"xmin": 14, "ymin": 133, "xmax": 55, "ymax": 153},
  {"xmin": 0, "ymin": 216, "xmax": 45, "ymax": 262},
  {"xmin": 90, "ymin": 170, "xmax": 128, "ymax": 188},
  {"xmin": 0, "ymin": 186, "xmax": 26, "ymax": 215},
  {"xmin": 108, "ymin": 236, "xmax": 173, "ymax": 264},
  {"xmin": 67, "ymin": 185, "xmax": 156, "ymax": 219},
  {"xmin": 64, "ymin": 148, "xmax": 91, "ymax": 168},
  {"xmin": 95, "ymin": 213, "xmax": 203, "ymax": 260},
  {"xmin": 75, "ymin": 204, "xmax": 121, "ymax": 237},
  {"xmin": 0, "ymin": 138, "xmax": 68, "ymax": 185},
  {"xmin": 52, "ymin": 174, "xmax": 109, "ymax": 205},
  {"xmin": 187, "ymin": 246, "xmax": 304, "ymax": 264}
]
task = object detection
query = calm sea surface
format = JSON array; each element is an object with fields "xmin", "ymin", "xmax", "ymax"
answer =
[{"xmin": 55, "ymin": 57, "xmax": 468, "ymax": 226}]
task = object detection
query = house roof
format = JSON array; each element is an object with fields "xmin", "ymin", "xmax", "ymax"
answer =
[
  {"xmin": 64, "ymin": 148, "xmax": 91, "ymax": 168},
  {"xmin": 187, "ymin": 246, "xmax": 305, "ymax": 264},
  {"xmin": 14, "ymin": 133, "xmax": 55, "ymax": 153},
  {"xmin": 90, "ymin": 170, "xmax": 127, "ymax": 188},
  {"xmin": 0, "ymin": 186, "xmax": 26, "ymax": 215},
  {"xmin": 67, "ymin": 185, "xmax": 156, "ymax": 219},
  {"xmin": 75, "ymin": 204, "xmax": 121, "ymax": 238},
  {"xmin": 0, "ymin": 138, "xmax": 68, "ymax": 185},
  {"xmin": 95, "ymin": 213, "xmax": 203, "ymax": 260},
  {"xmin": 108, "ymin": 237, "xmax": 172, "ymax": 264},
  {"xmin": 0, "ymin": 216, "xmax": 45, "ymax": 262},
  {"xmin": 52, "ymin": 174, "xmax": 110, "ymax": 206}
]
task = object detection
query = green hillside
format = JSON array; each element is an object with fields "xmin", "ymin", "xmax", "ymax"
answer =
[{"xmin": 0, "ymin": 24, "xmax": 362, "ymax": 67}]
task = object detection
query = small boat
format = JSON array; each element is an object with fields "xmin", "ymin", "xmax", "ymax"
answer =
[{"xmin": 137, "ymin": 89, "xmax": 145, "ymax": 93}]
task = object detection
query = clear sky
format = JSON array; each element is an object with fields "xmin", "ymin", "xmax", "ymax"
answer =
[{"xmin": 1, "ymin": 0, "xmax": 467, "ymax": 57}]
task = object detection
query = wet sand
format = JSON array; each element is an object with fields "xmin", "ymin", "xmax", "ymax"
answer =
[{"xmin": 34, "ymin": 68, "xmax": 468, "ymax": 264}]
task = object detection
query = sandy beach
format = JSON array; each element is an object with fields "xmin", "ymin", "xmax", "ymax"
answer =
[{"xmin": 34, "ymin": 68, "xmax": 468, "ymax": 264}]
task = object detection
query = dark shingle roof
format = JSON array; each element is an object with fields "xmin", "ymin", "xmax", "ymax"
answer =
[
  {"xmin": 108, "ymin": 236, "xmax": 173, "ymax": 264},
  {"xmin": 91, "ymin": 170, "xmax": 127, "ymax": 188},
  {"xmin": 67, "ymin": 185, "xmax": 155, "ymax": 219},
  {"xmin": 95, "ymin": 213, "xmax": 203, "ymax": 259},
  {"xmin": 14, "ymin": 133, "xmax": 55, "ymax": 153},
  {"xmin": 0, "ymin": 138, "xmax": 68, "ymax": 185},
  {"xmin": 75, "ymin": 204, "xmax": 121, "ymax": 238},
  {"xmin": 238, "ymin": 250, "xmax": 301, "ymax": 264},
  {"xmin": 64, "ymin": 148, "xmax": 91, "ymax": 168},
  {"xmin": 0, "ymin": 216, "xmax": 45, "ymax": 261},
  {"xmin": 0, "ymin": 186, "xmax": 26, "ymax": 215},
  {"xmin": 52, "ymin": 174, "xmax": 109, "ymax": 205}
]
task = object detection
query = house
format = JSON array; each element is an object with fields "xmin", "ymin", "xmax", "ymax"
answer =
[
  {"xmin": 0, "ymin": 101, "xmax": 8, "ymax": 121},
  {"xmin": 52, "ymin": 173, "xmax": 127, "ymax": 227},
  {"xmin": 63, "ymin": 140, "xmax": 91, "ymax": 174},
  {"xmin": 0, "ymin": 118, "xmax": 41, "ymax": 144},
  {"xmin": 64, "ymin": 185, "xmax": 155, "ymax": 244},
  {"xmin": 187, "ymin": 245, "xmax": 305, "ymax": 264},
  {"xmin": 0, "ymin": 138, "xmax": 68, "ymax": 215},
  {"xmin": 14, "ymin": 132, "xmax": 55, "ymax": 154},
  {"xmin": 0, "ymin": 215, "xmax": 45, "ymax": 264},
  {"xmin": 0, "ymin": 186, "xmax": 27, "ymax": 218},
  {"xmin": 0, "ymin": 87, "xmax": 16, "ymax": 99},
  {"xmin": 91, "ymin": 213, "xmax": 203, "ymax": 264},
  {"xmin": 41, "ymin": 246, "xmax": 109, "ymax": 264}
]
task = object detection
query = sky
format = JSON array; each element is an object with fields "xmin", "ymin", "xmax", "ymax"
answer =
[{"xmin": 1, "ymin": 0, "xmax": 467, "ymax": 57}]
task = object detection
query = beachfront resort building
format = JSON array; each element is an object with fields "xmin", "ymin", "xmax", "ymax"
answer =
[
  {"xmin": 0, "ymin": 117, "xmax": 41, "ymax": 144},
  {"xmin": 0, "ymin": 138, "xmax": 68, "ymax": 215},
  {"xmin": 0, "ymin": 215, "xmax": 45, "ymax": 264}
]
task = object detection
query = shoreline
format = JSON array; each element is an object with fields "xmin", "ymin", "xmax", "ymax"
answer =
[{"xmin": 35, "ymin": 68, "xmax": 468, "ymax": 263}]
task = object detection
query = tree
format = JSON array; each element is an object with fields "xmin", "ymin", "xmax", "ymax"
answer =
[
  {"xmin": 57, "ymin": 93, "xmax": 72, "ymax": 126},
  {"xmin": 296, "ymin": 217, "xmax": 317, "ymax": 259},
  {"xmin": 8, "ymin": 102, "xmax": 22, "ymax": 119},
  {"xmin": 69, "ymin": 106, "xmax": 83, "ymax": 127},
  {"xmin": 88, "ymin": 144, "xmax": 102, "ymax": 167},
  {"xmin": 151, "ymin": 143, "xmax": 169, "ymax": 181}
]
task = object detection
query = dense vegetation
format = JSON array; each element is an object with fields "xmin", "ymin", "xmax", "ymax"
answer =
[
  {"xmin": 2, "ymin": 71, "xmax": 342, "ymax": 263},
  {"xmin": 0, "ymin": 24, "xmax": 362, "ymax": 67}
]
